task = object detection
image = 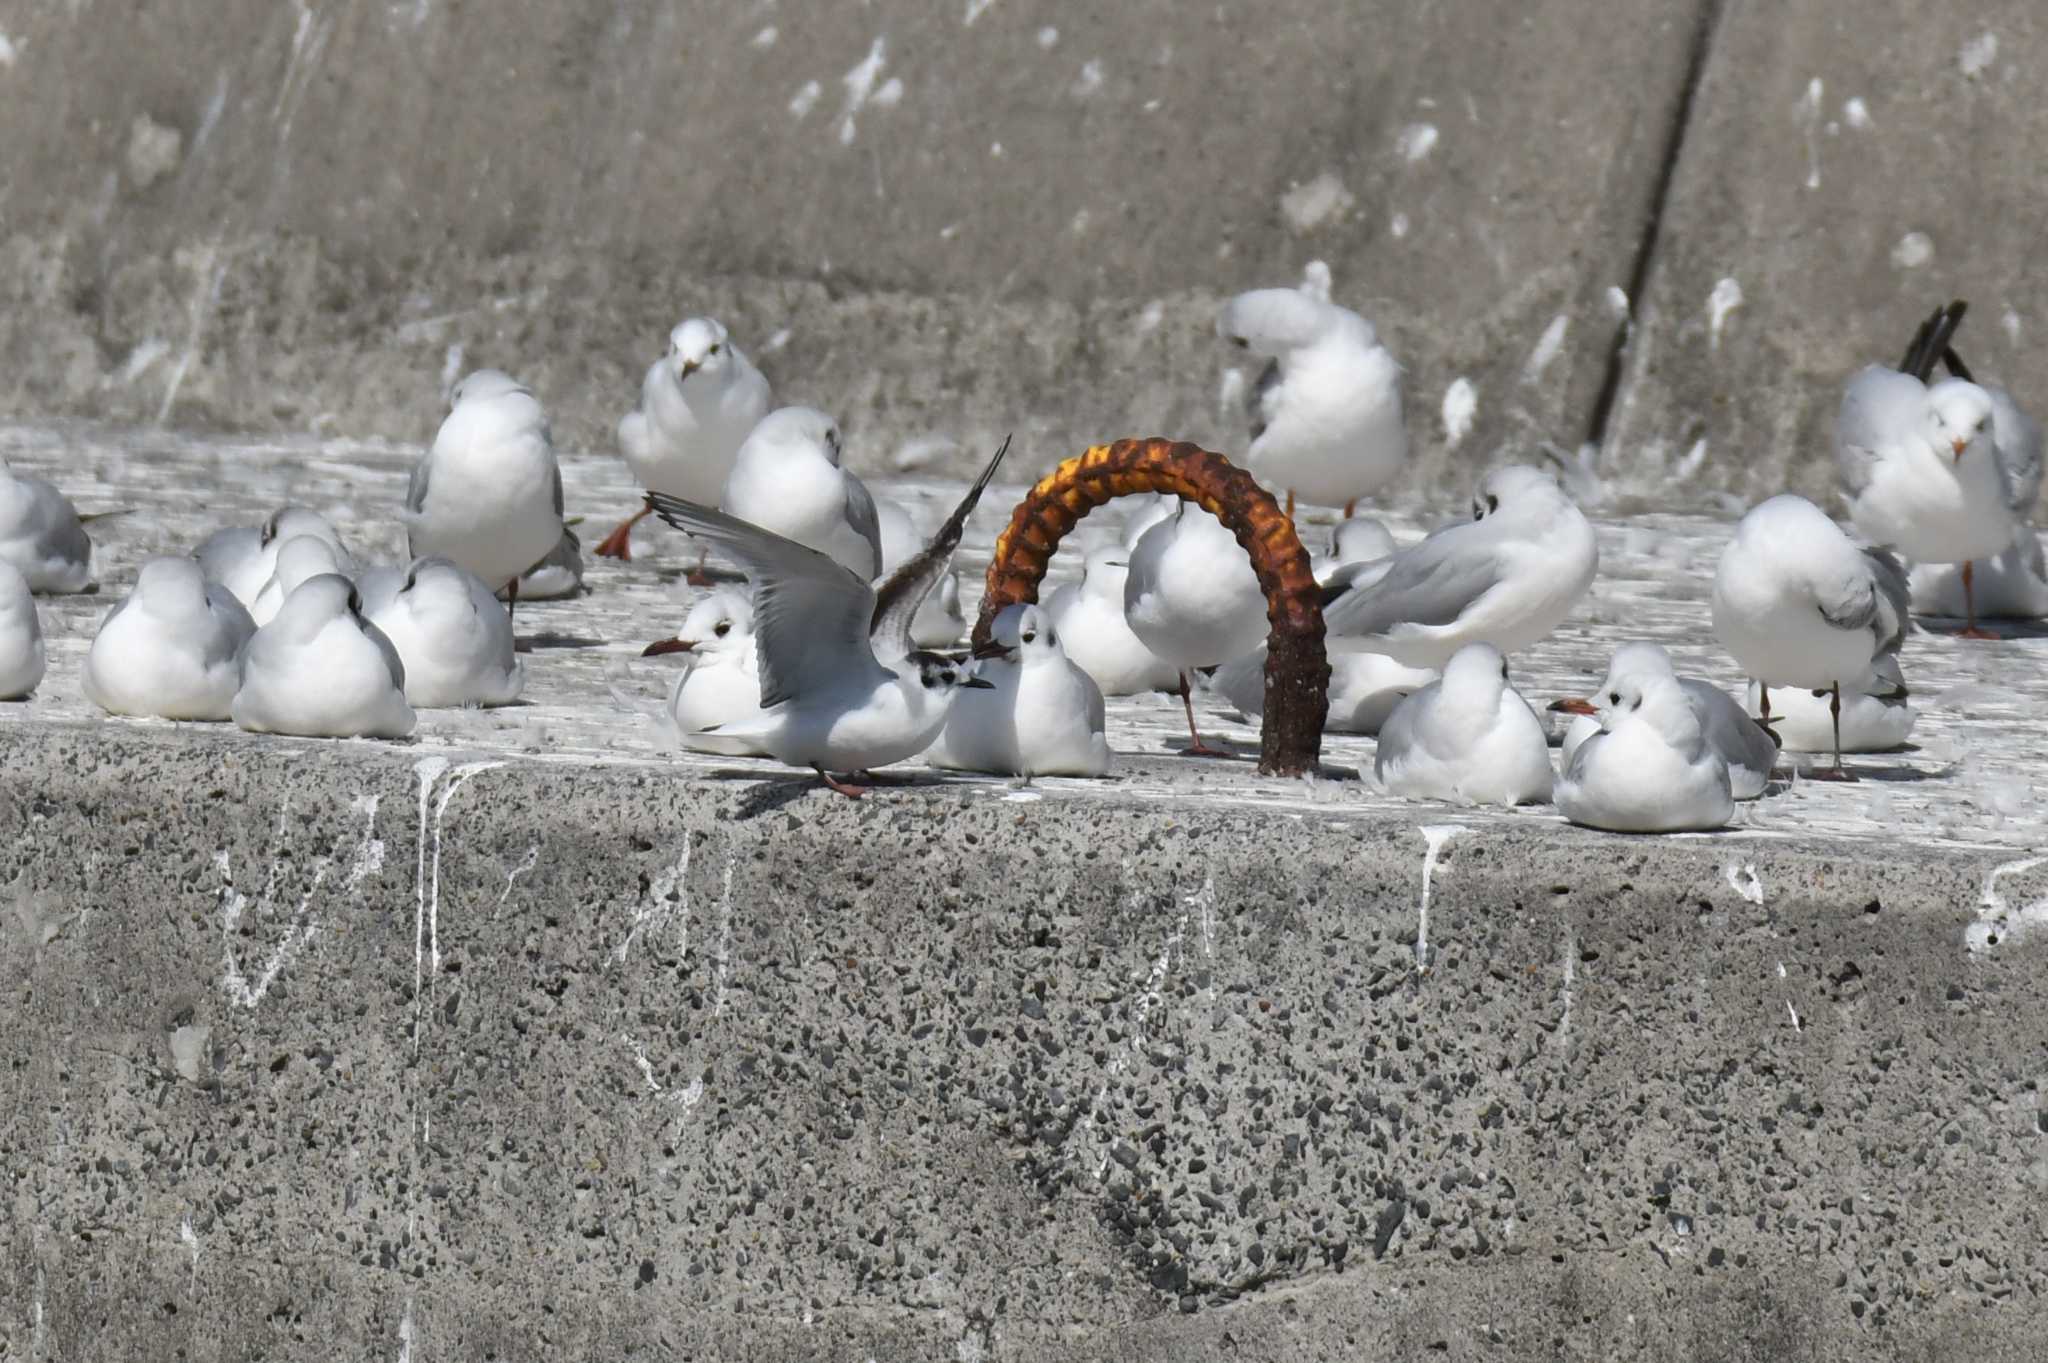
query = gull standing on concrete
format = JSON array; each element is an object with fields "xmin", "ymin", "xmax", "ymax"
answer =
[
  {"xmin": 1209, "ymin": 517, "xmax": 1436, "ymax": 735},
  {"xmin": 1374, "ymin": 643, "xmax": 1553, "ymax": 806},
  {"xmin": 719, "ymin": 406, "xmax": 882, "ymax": 580},
  {"xmin": 1552, "ymin": 643, "xmax": 1778, "ymax": 800},
  {"xmin": 231, "ymin": 575, "xmax": 415, "ymax": 739},
  {"xmin": 1043, "ymin": 547, "xmax": 1181, "ymax": 697},
  {"xmin": 197, "ymin": 506, "xmax": 354, "ymax": 609},
  {"xmin": 1124, "ymin": 500, "xmax": 1270, "ymax": 755},
  {"xmin": 1555, "ymin": 672, "xmax": 1735, "ymax": 832},
  {"xmin": 876, "ymin": 495, "xmax": 965, "ymax": 648},
  {"xmin": 515, "ymin": 527, "xmax": 588, "ymax": 601},
  {"xmin": 601, "ymin": 316, "xmax": 771, "ymax": 563},
  {"xmin": 646, "ymin": 438, "xmax": 1011, "ymax": 797},
  {"xmin": 1711, "ymin": 494, "xmax": 1909, "ymax": 778},
  {"xmin": 1219, "ymin": 274, "xmax": 1406, "ymax": 518},
  {"xmin": 928, "ymin": 602, "xmax": 1111, "ymax": 778},
  {"xmin": 403, "ymin": 369, "xmax": 565, "ymax": 617},
  {"xmin": 355, "ymin": 556, "xmax": 524, "ymax": 708},
  {"xmin": 82, "ymin": 557, "xmax": 255, "ymax": 720},
  {"xmin": 0, "ymin": 561, "xmax": 46, "ymax": 699},
  {"xmin": 1745, "ymin": 656, "xmax": 1916, "ymax": 755},
  {"xmin": 0, "ymin": 465, "xmax": 94, "ymax": 594},
  {"xmin": 1834, "ymin": 301, "xmax": 2017, "ymax": 636},
  {"xmin": 639, "ymin": 589, "xmax": 772, "ymax": 756},
  {"xmin": 1322, "ymin": 465, "xmax": 1599, "ymax": 668}
]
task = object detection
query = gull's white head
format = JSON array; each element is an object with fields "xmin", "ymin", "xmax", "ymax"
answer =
[
  {"xmin": 260, "ymin": 505, "xmax": 338, "ymax": 549},
  {"xmin": 642, "ymin": 588, "xmax": 753, "ymax": 659},
  {"xmin": 1588, "ymin": 670, "xmax": 1703, "ymax": 747},
  {"xmin": 1217, "ymin": 286, "xmax": 1340, "ymax": 357},
  {"xmin": 1081, "ymin": 546, "xmax": 1131, "ymax": 599},
  {"xmin": 1595, "ymin": 641, "xmax": 1676, "ymax": 696},
  {"xmin": 748, "ymin": 406, "xmax": 843, "ymax": 468},
  {"xmin": 135, "ymin": 555, "xmax": 209, "ymax": 604},
  {"xmin": 449, "ymin": 369, "xmax": 530, "ymax": 408},
  {"xmin": 272, "ymin": 536, "xmax": 346, "ymax": 595},
  {"xmin": 394, "ymin": 556, "xmax": 478, "ymax": 612},
  {"xmin": 1330, "ymin": 517, "xmax": 1395, "ymax": 565},
  {"xmin": 910, "ymin": 649, "xmax": 995, "ymax": 697},
  {"xmin": 273, "ymin": 572, "xmax": 361, "ymax": 631},
  {"xmin": 667, "ymin": 317, "xmax": 735, "ymax": 385},
  {"xmin": 1439, "ymin": 641, "xmax": 1511, "ymax": 701},
  {"xmin": 976, "ymin": 603, "xmax": 1060, "ymax": 664},
  {"xmin": 1925, "ymin": 377, "xmax": 1994, "ymax": 463},
  {"xmin": 1469, "ymin": 464, "xmax": 1569, "ymax": 524}
]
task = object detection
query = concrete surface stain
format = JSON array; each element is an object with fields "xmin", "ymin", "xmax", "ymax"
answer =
[
  {"xmin": 1723, "ymin": 860, "xmax": 1765, "ymax": 905},
  {"xmin": 1707, "ymin": 277, "xmax": 1743, "ymax": 350},
  {"xmin": 410, "ymin": 759, "xmax": 501, "ymax": 1049},
  {"xmin": 1522, "ymin": 315, "xmax": 1569, "ymax": 385},
  {"xmin": 220, "ymin": 792, "xmax": 383, "ymax": 1008},
  {"xmin": 1968, "ymin": 855, "xmax": 2048, "ymax": 952},
  {"xmin": 614, "ymin": 841, "xmax": 692, "ymax": 964},
  {"xmin": 494, "ymin": 841, "xmax": 539, "ymax": 911},
  {"xmin": 1416, "ymin": 824, "xmax": 1460, "ymax": 972},
  {"xmin": 1797, "ymin": 77, "xmax": 1824, "ymax": 189},
  {"xmin": 838, "ymin": 38, "xmax": 889, "ymax": 145},
  {"xmin": 1442, "ymin": 377, "xmax": 1477, "ymax": 446}
]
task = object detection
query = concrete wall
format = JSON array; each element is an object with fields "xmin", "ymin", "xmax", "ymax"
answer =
[
  {"xmin": 7, "ymin": 0, "xmax": 1703, "ymax": 490},
  {"xmin": 5, "ymin": 724, "xmax": 2046, "ymax": 1360}
]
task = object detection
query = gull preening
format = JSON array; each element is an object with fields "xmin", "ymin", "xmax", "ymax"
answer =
[
  {"xmin": 603, "ymin": 316, "xmax": 771, "ymax": 563},
  {"xmin": 1711, "ymin": 494, "xmax": 1909, "ymax": 777},
  {"xmin": 356, "ymin": 556, "xmax": 524, "ymax": 708},
  {"xmin": 719, "ymin": 406, "xmax": 882, "ymax": 580},
  {"xmin": 1555, "ymin": 671, "xmax": 1735, "ymax": 833},
  {"xmin": 646, "ymin": 438, "xmax": 1011, "ymax": 796},
  {"xmin": 231, "ymin": 575, "xmax": 416, "ymax": 740},
  {"xmin": 1220, "ymin": 270, "xmax": 1406, "ymax": 517},
  {"xmin": 1123, "ymin": 499, "xmax": 1270, "ymax": 755},
  {"xmin": 0, "ymin": 561, "xmax": 46, "ymax": 700},
  {"xmin": 83, "ymin": 557, "xmax": 254, "ymax": 720},
  {"xmin": 403, "ymin": 369, "xmax": 565, "ymax": 610},
  {"xmin": 1374, "ymin": 642, "xmax": 1553, "ymax": 806},
  {"xmin": 1553, "ymin": 642, "xmax": 1777, "ymax": 800},
  {"xmin": 928, "ymin": 602, "xmax": 1110, "ymax": 778},
  {"xmin": 0, "ymin": 464, "xmax": 94, "ymax": 594},
  {"xmin": 639, "ymin": 589, "xmax": 771, "ymax": 756},
  {"xmin": 1746, "ymin": 659, "xmax": 1915, "ymax": 755},
  {"xmin": 1322, "ymin": 464, "xmax": 1598, "ymax": 668}
]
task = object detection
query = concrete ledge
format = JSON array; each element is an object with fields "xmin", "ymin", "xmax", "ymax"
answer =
[{"xmin": 6, "ymin": 722, "xmax": 2045, "ymax": 1360}]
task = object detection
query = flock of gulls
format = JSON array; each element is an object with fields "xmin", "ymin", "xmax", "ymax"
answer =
[{"xmin": 0, "ymin": 278, "xmax": 2039, "ymax": 832}]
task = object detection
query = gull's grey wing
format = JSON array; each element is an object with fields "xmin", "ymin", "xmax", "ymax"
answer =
[
  {"xmin": 195, "ymin": 526, "xmax": 259, "ymax": 583},
  {"xmin": 1834, "ymin": 365, "xmax": 1926, "ymax": 498},
  {"xmin": 1816, "ymin": 548, "xmax": 1908, "ymax": 656},
  {"xmin": 1684, "ymin": 678, "xmax": 1780, "ymax": 778},
  {"xmin": 871, "ymin": 436, "xmax": 1012, "ymax": 659},
  {"xmin": 202, "ymin": 582, "xmax": 257, "ymax": 668},
  {"xmin": 841, "ymin": 471, "xmax": 883, "ymax": 580},
  {"xmin": 646, "ymin": 493, "xmax": 883, "ymax": 709},
  {"xmin": 1986, "ymin": 386, "xmax": 2043, "ymax": 515},
  {"xmin": 550, "ymin": 460, "xmax": 565, "ymax": 520},
  {"xmin": 403, "ymin": 452, "xmax": 432, "ymax": 516},
  {"xmin": 1248, "ymin": 359, "xmax": 1281, "ymax": 441},
  {"xmin": 1322, "ymin": 522, "xmax": 1503, "ymax": 641}
]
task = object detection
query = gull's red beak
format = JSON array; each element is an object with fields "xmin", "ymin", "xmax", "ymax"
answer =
[
  {"xmin": 1548, "ymin": 697, "xmax": 1598, "ymax": 715},
  {"xmin": 1952, "ymin": 436, "xmax": 1967, "ymax": 461},
  {"xmin": 641, "ymin": 638, "xmax": 695, "ymax": 657}
]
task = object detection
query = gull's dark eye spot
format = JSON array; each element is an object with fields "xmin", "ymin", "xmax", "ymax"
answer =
[
  {"xmin": 714, "ymin": 622, "xmax": 730, "ymax": 637},
  {"xmin": 1608, "ymin": 691, "xmax": 1620, "ymax": 704},
  {"xmin": 1021, "ymin": 630, "xmax": 1036, "ymax": 644},
  {"xmin": 1630, "ymin": 696, "xmax": 1642, "ymax": 711},
  {"xmin": 1499, "ymin": 662, "xmax": 1509, "ymax": 680},
  {"xmin": 708, "ymin": 343, "xmax": 721, "ymax": 355},
  {"xmin": 1232, "ymin": 336, "xmax": 1249, "ymax": 349}
]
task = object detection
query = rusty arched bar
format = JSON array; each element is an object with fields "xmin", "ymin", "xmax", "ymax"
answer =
[{"xmin": 971, "ymin": 438, "xmax": 1331, "ymax": 777}]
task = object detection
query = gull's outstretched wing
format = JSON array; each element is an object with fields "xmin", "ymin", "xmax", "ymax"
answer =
[
  {"xmin": 870, "ymin": 436, "xmax": 1012, "ymax": 660},
  {"xmin": 647, "ymin": 495, "xmax": 883, "ymax": 709},
  {"xmin": 1322, "ymin": 521, "xmax": 1503, "ymax": 641}
]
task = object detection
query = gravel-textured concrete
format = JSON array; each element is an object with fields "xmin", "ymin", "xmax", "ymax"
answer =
[{"xmin": 2, "ymin": 426, "xmax": 2047, "ymax": 1360}]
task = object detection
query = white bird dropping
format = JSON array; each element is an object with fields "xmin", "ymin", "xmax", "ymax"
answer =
[
  {"xmin": 1044, "ymin": 547, "xmax": 1181, "ymax": 697},
  {"xmin": 83, "ymin": 557, "xmax": 255, "ymax": 720},
  {"xmin": 1124, "ymin": 500, "xmax": 1269, "ymax": 754},
  {"xmin": 356, "ymin": 557, "xmax": 523, "ymax": 709},
  {"xmin": 601, "ymin": 316, "xmax": 772, "ymax": 561},
  {"xmin": 0, "ymin": 561, "xmax": 46, "ymax": 699},
  {"xmin": 0, "ymin": 465, "xmax": 94, "ymax": 594},
  {"xmin": 403, "ymin": 369, "xmax": 565, "ymax": 600},
  {"xmin": 719, "ymin": 406, "xmax": 882, "ymax": 580},
  {"xmin": 231, "ymin": 575, "xmax": 416, "ymax": 739},
  {"xmin": 1374, "ymin": 643, "xmax": 1553, "ymax": 806},
  {"xmin": 1218, "ymin": 283, "xmax": 1406, "ymax": 516},
  {"xmin": 1556, "ymin": 671, "xmax": 1734, "ymax": 833},
  {"xmin": 929, "ymin": 603, "xmax": 1111, "ymax": 777},
  {"xmin": 1711, "ymin": 494, "xmax": 1908, "ymax": 776},
  {"xmin": 639, "ymin": 589, "xmax": 772, "ymax": 756}
]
